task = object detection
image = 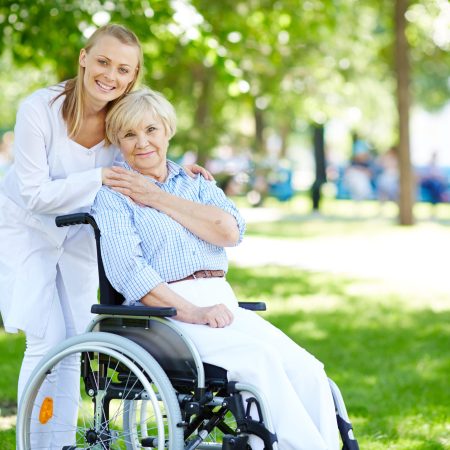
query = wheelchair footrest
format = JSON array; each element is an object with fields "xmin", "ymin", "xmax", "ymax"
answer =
[{"xmin": 222, "ymin": 434, "xmax": 249, "ymax": 449}]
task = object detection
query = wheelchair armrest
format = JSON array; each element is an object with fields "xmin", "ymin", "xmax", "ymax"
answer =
[
  {"xmin": 238, "ymin": 302, "xmax": 266, "ymax": 311},
  {"xmin": 91, "ymin": 304, "xmax": 177, "ymax": 317}
]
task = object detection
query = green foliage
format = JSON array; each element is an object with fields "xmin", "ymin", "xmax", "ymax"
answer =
[
  {"xmin": 0, "ymin": 52, "xmax": 56, "ymax": 129},
  {"xmin": 407, "ymin": 1, "xmax": 450, "ymax": 110},
  {"xmin": 0, "ymin": 0, "xmax": 448, "ymax": 157}
]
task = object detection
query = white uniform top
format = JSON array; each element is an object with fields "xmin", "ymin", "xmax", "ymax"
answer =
[{"xmin": 0, "ymin": 84, "xmax": 121, "ymax": 337}]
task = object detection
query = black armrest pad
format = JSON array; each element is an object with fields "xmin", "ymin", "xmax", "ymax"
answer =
[
  {"xmin": 56, "ymin": 213, "xmax": 95, "ymax": 227},
  {"xmin": 91, "ymin": 304, "xmax": 177, "ymax": 317},
  {"xmin": 238, "ymin": 302, "xmax": 266, "ymax": 311}
]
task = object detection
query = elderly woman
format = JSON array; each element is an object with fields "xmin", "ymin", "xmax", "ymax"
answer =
[{"xmin": 92, "ymin": 87, "xmax": 340, "ymax": 450}]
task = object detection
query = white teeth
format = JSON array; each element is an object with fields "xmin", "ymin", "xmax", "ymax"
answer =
[{"xmin": 96, "ymin": 81, "xmax": 114, "ymax": 91}]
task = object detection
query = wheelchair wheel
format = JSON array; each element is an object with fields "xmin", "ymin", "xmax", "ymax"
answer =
[
  {"xmin": 124, "ymin": 398, "xmax": 191, "ymax": 450},
  {"xmin": 17, "ymin": 332, "xmax": 184, "ymax": 450}
]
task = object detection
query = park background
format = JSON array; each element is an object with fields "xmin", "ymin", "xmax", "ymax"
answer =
[{"xmin": 0, "ymin": 0, "xmax": 449, "ymax": 449}]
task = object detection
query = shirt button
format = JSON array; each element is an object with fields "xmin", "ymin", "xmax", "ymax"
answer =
[{"xmin": 86, "ymin": 150, "xmax": 93, "ymax": 156}]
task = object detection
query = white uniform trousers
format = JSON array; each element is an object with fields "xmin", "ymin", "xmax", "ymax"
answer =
[
  {"xmin": 17, "ymin": 228, "xmax": 97, "ymax": 450},
  {"xmin": 168, "ymin": 277, "xmax": 340, "ymax": 450}
]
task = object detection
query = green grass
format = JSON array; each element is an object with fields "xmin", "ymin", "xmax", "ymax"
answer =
[
  {"xmin": 228, "ymin": 265, "xmax": 450, "ymax": 450},
  {"xmin": 238, "ymin": 194, "xmax": 450, "ymax": 240},
  {"xmin": 1, "ymin": 205, "xmax": 449, "ymax": 448},
  {"xmin": 0, "ymin": 331, "xmax": 24, "ymax": 409},
  {"xmin": 0, "ymin": 330, "xmax": 24, "ymax": 449}
]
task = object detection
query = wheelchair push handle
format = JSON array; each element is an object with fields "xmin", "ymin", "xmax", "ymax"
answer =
[{"xmin": 55, "ymin": 213, "xmax": 99, "ymax": 231}]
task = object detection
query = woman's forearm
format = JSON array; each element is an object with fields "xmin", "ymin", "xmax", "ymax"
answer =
[
  {"xmin": 104, "ymin": 167, "xmax": 241, "ymax": 246},
  {"xmin": 141, "ymin": 283, "xmax": 234, "ymax": 328},
  {"xmin": 142, "ymin": 283, "xmax": 197, "ymax": 322},
  {"xmin": 150, "ymin": 190, "xmax": 240, "ymax": 247}
]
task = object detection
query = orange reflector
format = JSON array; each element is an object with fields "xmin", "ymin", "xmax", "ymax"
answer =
[{"xmin": 39, "ymin": 397, "xmax": 54, "ymax": 424}]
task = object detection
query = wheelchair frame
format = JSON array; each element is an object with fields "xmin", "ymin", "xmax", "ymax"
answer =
[{"xmin": 16, "ymin": 212, "xmax": 359, "ymax": 450}]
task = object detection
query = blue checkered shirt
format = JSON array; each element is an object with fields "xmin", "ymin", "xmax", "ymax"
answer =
[{"xmin": 92, "ymin": 160, "xmax": 245, "ymax": 305}]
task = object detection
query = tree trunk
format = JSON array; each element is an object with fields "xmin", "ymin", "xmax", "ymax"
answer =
[
  {"xmin": 311, "ymin": 124, "xmax": 326, "ymax": 211},
  {"xmin": 193, "ymin": 65, "xmax": 213, "ymax": 166},
  {"xmin": 279, "ymin": 122, "xmax": 291, "ymax": 158},
  {"xmin": 254, "ymin": 102, "xmax": 265, "ymax": 155},
  {"xmin": 395, "ymin": 0, "xmax": 414, "ymax": 225}
]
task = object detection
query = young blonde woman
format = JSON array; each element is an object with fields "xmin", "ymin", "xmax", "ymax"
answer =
[{"xmin": 0, "ymin": 24, "xmax": 208, "ymax": 449}]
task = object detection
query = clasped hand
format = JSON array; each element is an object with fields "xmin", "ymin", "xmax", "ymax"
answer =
[{"xmin": 194, "ymin": 304, "xmax": 234, "ymax": 328}]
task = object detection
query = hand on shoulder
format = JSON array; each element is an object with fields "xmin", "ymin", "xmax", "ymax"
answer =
[{"xmin": 183, "ymin": 164, "xmax": 214, "ymax": 181}]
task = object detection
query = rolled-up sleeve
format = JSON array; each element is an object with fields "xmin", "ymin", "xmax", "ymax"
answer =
[
  {"xmin": 92, "ymin": 188, "xmax": 164, "ymax": 304},
  {"xmin": 197, "ymin": 176, "xmax": 246, "ymax": 244}
]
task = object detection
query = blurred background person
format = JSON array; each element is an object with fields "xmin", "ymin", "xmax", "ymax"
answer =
[
  {"xmin": 376, "ymin": 146, "xmax": 399, "ymax": 205},
  {"xmin": 419, "ymin": 151, "xmax": 448, "ymax": 205}
]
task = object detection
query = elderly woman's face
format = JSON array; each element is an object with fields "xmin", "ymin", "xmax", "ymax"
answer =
[{"xmin": 118, "ymin": 112, "xmax": 169, "ymax": 178}]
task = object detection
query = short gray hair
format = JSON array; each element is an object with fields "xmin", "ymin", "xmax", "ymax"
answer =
[{"xmin": 106, "ymin": 87, "xmax": 177, "ymax": 146}]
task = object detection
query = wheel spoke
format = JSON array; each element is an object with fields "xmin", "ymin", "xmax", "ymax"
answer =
[{"xmin": 17, "ymin": 333, "xmax": 183, "ymax": 450}]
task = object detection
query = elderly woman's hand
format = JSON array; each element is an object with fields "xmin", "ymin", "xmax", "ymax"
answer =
[
  {"xmin": 195, "ymin": 304, "xmax": 234, "ymax": 328},
  {"xmin": 141, "ymin": 285, "xmax": 234, "ymax": 328}
]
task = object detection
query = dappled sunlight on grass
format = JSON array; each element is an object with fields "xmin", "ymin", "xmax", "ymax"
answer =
[
  {"xmin": 228, "ymin": 264, "xmax": 450, "ymax": 450},
  {"xmin": 0, "ymin": 329, "xmax": 24, "ymax": 408},
  {"xmin": 0, "ymin": 260, "xmax": 448, "ymax": 449},
  {"xmin": 245, "ymin": 215, "xmax": 397, "ymax": 239},
  {"xmin": 228, "ymin": 265, "xmax": 351, "ymax": 300},
  {"xmin": 0, "ymin": 428, "xmax": 15, "ymax": 450},
  {"xmin": 244, "ymin": 210, "xmax": 450, "ymax": 241},
  {"xmin": 233, "ymin": 193, "xmax": 450, "ymax": 225},
  {"xmin": 289, "ymin": 320, "xmax": 328, "ymax": 340}
]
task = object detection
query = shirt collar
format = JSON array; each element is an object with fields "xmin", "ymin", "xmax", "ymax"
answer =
[{"xmin": 120, "ymin": 159, "xmax": 186, "ymax": 184}]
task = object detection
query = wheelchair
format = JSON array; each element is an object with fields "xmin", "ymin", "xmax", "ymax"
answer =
[{"xmin": 16, "ymin": 213, "xmax": 359, "ymax": 450}]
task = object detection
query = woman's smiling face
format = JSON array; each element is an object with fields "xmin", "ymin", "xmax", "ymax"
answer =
[
  {"xmin": 118, "ymin": 112, "xmax": 170, "ymax": 180},
  {"xmin": 79, "ymin": 35, "xmax": 140, "ymax": 106}
]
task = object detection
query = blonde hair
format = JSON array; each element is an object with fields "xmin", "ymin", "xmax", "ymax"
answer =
[
  {"xmin": 106, "ymin": 87, "xmax": 177, "ymax": 147},
  {"xmin": 53, "ymin": 24, "xmax": 143, "ymax": 138}
]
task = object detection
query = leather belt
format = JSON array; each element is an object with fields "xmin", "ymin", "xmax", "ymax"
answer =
[{"xmin": 168, "ymin": 270, "xmax": 225, "ymax": 284}]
